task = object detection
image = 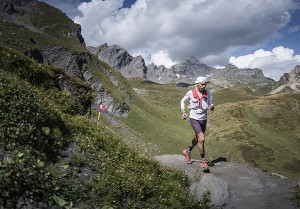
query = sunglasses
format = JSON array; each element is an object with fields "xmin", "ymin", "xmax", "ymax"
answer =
[{"xmin": 197, "ymin": 83, "xmax": 206, "ymax": 86}]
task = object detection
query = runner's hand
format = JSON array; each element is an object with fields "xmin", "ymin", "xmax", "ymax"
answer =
[
  {"xmin": 182, "ymin": 112, "xmax": 187, "ymax": 120},
  {"xmin": 209, "ymin": 104, "xmax": 214, "ymax": 111}
]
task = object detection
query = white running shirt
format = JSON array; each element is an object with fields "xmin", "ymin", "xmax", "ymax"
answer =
[{"xmin": 180, "ymin": 89, "xmax": 213, "ymax": 120}]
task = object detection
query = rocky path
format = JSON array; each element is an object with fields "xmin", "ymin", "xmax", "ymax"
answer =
[{"xmin": 155, "ymin": 155, "xmax": 297, "ymax": 209}]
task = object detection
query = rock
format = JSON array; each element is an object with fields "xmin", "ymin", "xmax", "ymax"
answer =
[
  {"xmin": 88, "ymin": 44, "xmax": 146, "ymax": 78},
  {"xmin": 146, "ymin": 63, "xmax": 175, "ymax": 84},
  {"xmin": 171, "ymin": 56, "xmax": 213, "ymax": 79},
  {"xmin": 89, "ymin": 43, "xmax": 276, "ymax": 87},
  {"xmin": 122, "ymin": 55, "xmax": 147, "ymax": 78},
  {"xmin": 190, "ymin": 174, "xmax": 229, "ymax": 207},
  {"xmin": 212, "ymin": 64, "xmax": 270, "ymax": 86},
  {"xmin": 42, "ymin": 45, "xmax": 130, "ymax": 117},
  {"xmin": 271, "ymin": 65, "xmax": 300, "ymax": 94},
  {"xmin": 290, "ymin": 65, "xmax": 300, "ymax": 82},
  {"xmin": 155, "ymin": 154, "xmax": 297, "ymax": 209}
]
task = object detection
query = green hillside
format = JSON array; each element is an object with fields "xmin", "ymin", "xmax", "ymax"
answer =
[
  {"xmin": 0, "ymin": 47, "xmax": 210, "ymax": 208},
  {"xmin": 0, "ymin": 1, "xmax": 85, "ymax": 53},
  {"xmin": 127, "ymin": 79, "xmax": 300, "ymax": 179}
]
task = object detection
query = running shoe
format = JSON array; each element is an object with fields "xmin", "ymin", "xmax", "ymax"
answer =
[
  {"xmin": 183, "ymin": 149, "xmax": 192, "ymax": 164},
  {"xmin": 201, "ymin": 159, "xmax": 208, "ymax": 170}
]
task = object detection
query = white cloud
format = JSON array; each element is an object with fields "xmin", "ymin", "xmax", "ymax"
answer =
[
  {"xmin": 41, "ymin": 0, "xmax": 83, "ymax": 18},
  {"xmin": 40, "ymin": 0, "xmax": 300, "ymax": 77},
  {"xmin": 72, "ymin": 0, "xmax": 297, "ymax": 68},
  {"xmin": 288, "ymin": 25, "xmax": 300, "ymax": 33},
  {"xmin": 149, "ymin": 51, "xmax": 176, "ymax": 68},
  {"xmin": 229, "ymin": 46, "xmax": 300, "ymax": 80}
]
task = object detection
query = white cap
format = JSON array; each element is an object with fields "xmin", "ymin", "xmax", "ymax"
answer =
[{"xmin": 195, "ymin": 76, "xmax": 207, "ymax": 84}]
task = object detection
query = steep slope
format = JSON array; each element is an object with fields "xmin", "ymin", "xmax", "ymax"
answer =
[
  {"xmin": 0, "ymin": 41, "xmax": 209, "ymax": 209},
  {"xmin": 0, "ymin": 0, "xmax": 133, "ymax": 117}
]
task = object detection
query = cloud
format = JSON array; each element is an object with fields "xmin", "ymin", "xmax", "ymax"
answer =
[
  {"xmin": 73, "ymin": 0, "xmax": 297, "ymax": 68},
  {"xmin": 150, "ymin": 51, "xmax": 176, "ymax": 68},
  {"xmin": 288, "ymin": 25, "xmax": 300, "ymax": 33},
  {"xmin": 229, "ymin": 46, "xmax": 300, "ymax": 80},
  {"xmin": 41, "ymin": 0, "xmax": 299, "ymax": 79},
  {"xmin": 41, "ymin": 0, "xmax": 83, "ymax": 18}
]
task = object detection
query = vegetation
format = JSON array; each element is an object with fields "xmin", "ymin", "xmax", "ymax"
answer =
[
  {"xmin": 0, "ymin": 2, "xmax": 86, "ymax": 53},
  {"xmin": 291, "ymin": 184, "xmax": 300, "ymax": 207},
  {"xmin": 0, "ymin": 46, "xmax": 210, "ymax": 208},
  {"xmin": 127, "ymin": 78, "xmax": 300, "ymax": 179},
  {"xmin": 1, "ymin": 1, "xmax": 299, "ymax": 207}
]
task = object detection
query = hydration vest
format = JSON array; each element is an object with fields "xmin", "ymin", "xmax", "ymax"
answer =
[{"xmin": 192, "ymin": 89, "xmax": 207, "ymax": 110}]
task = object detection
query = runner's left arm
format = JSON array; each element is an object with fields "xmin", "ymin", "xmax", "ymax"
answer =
[{"xmin": 207, "ymin": 90, "xmax": 214, "ymax": 110}]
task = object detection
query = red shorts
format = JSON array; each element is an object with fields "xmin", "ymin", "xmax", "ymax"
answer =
[{"xmin": 189, "ymin": 118, "xmax": 207, "ymax": 134}]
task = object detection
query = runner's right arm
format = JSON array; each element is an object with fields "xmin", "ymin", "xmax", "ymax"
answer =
[{"xmin": 180, "ymin": 91, "xmax": 191, "ymax": 119}]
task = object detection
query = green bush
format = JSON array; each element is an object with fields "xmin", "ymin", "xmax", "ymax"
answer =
[
  {"xmin": 0, "ymin": 72, "xmax": 68, "ymax": 208},
  {"xmin": 0, "ymin": 149, "xmax": 58, "ymax": 208},
  {"xmin": 0, "ymin": 72, "xmax": 69, "ymax": 158}
]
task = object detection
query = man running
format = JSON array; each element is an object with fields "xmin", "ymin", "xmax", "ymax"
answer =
[{"xmin": 180, "ymin": 76, "xmax": 214, "ymax": 170}]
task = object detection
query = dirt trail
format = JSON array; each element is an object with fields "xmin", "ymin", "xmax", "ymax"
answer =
[{"xmin": 155, "ymin": 154, "xmax": 297, "ymax": 209}]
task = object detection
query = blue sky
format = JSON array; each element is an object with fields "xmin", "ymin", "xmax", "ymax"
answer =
[{"xmin": 40, "ymin": 0, "xmax": 300, "ymax": 80}]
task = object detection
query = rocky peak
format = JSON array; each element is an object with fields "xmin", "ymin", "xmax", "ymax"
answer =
[
  {"xmin": 278, "ymin": 73, "xmax": 290, "ymax": 83},
  {"xmin": 170, "ymin": 56, "xmax": 212, "ymax": 79},
  {"xmin": 225, "ymin": 63, "xmax": 239, "ymax": 70},
  {"xmin": 88, "ymin": 44, "xmax": 133, "ymax": 70},
  {"xmin": 175, "ymin": 56, "xmax": 209, "ymax": 68},
  {"xmin": 88, "ymin": 44, "xmax": 147, "ymax": 78},
  {"xmin": 89, "ymin": 43, "xmax": 276, "ymax": 86},
  {"xmin": 146, "ymin": 63, "xmax": 175, "ymax": 84},
  {"xmin": 270, "ymin": 65, "xmax": 300, "ymax": 94},
  {"xmin": 279, "ymin": 65, "xmax": 300, "ymax": 83},
  {"xmin": 290, "ymin": 65, "xmax": 300, "ymax": 81},
  {"xmin": 185, "ymin": 56, "xmax": 202, "ymax": 64}
]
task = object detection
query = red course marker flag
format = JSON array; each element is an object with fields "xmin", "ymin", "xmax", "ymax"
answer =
[
  {"xmin": 100, "ymin": 104, "xmax": 106, "ymax": 111},
  {"xmin": 97, "ymin": 104, "xmax": 107, "ymax": 124}
]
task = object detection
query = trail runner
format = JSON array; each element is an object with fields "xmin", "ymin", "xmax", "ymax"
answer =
[{"xmin": 180, "ymin": 76, "xmax": 214, "ymax": 171}]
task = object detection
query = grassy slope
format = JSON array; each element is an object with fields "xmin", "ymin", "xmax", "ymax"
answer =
[
  {"xmin": 207, "ymin": 93, "xmax": 300, "ymax": 178},
  {"xmin": 0, "ymin": 46, "xmax": 209, "ymax": 208},
  {"xmin": 124, "ymin": 78, "xmax": 193, "ymax": 154},
  {"xmin": 128, "ymin": 79, "xmax": 300, "ymax": 179}
]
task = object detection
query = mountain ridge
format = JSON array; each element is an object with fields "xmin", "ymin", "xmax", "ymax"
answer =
[
  {"xmin": 88, "ymin": 43, "xmax": 274, "ymax": 87},
  {"xmin": 89, "ymin": 43, "xmax": 300, "ymax": 94}
]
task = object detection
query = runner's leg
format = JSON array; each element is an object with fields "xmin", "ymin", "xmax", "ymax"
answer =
[
  {"xmin": 187, "ymin": 136, "xmax": 198, "ymax": 152},
  {"xmin": 197, "ymin": 132, "xmax": 205, "ymax": 159}
]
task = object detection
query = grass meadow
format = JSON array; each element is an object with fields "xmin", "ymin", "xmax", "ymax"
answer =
[{"xmin": 127, "ymin": 78, "xmax": 300, "ymax": 179}]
